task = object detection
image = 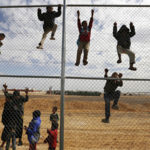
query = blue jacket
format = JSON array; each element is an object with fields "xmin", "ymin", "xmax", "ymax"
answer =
[{"xmin": 26, "ymin": 117, "xmax": 41, "ymax": 144}]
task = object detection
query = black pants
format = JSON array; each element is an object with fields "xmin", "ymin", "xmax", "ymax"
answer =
[
  {"xmin": 6, "ymin": 131, "xmax": 16, "ymax": 150},
  {"xmin": 49, "ymin": 147, "xmax": 55, "ymax": 150},
  {"xmin": 104, "ymin": 90, "xmax": 120, "ymax": 119}
]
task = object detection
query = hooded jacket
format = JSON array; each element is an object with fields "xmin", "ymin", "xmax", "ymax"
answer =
[
  {"xmin": 38, "ymin": 6, "xmax": 61, "ymax": 31},
  {"xmin": 113, "ymin": 24, "xmax": 135, "ymax": 49}
]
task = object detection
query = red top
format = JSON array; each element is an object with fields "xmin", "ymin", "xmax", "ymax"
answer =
[
  {"xmin": 44, "ymin": 129, "xmax": 58, "ymax": 148},
  {"xmin": 78, "ymin": 18, "xmax": 93, "ymax": 42}
]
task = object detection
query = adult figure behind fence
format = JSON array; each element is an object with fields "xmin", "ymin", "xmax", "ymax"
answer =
[
  {"xmin": 36, "ymin": 5, "xmax": 61, "ymax": 49},
  {"xmin": 2, "ymin": 84, "xmax": 29, "ymax": 146},
  {"xmin": 101, "ymin": 68, "xmax": 123, "ymax": 123},
  {"xmin": 0, "ymin": 86, "xmax": 17, "ymax": 150}
]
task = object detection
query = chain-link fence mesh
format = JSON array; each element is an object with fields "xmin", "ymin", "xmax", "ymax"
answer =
[{"xmin": 0, "ymin": 5, "xmax": 150, "ymax": 150}]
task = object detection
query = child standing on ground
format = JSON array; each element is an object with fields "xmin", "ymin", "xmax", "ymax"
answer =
[
  {"xmin": 44, "ymin": 122, "xmax": 58, "ymax": 150},
  {"xmin": 75, "ymin": 9, "xmax": 94, "ymax": 66},
  {"xmin": 36, "ymin": 5, "xmax": 61, "ymax": 49},
  {"xmin": 50, "ymin": 106, "xmax": 59, "ymax": 127},
  {"xmin": 113, "ymin": 22, "xmax": 137, "ymax": 71},
  {"xmin": 24, "ymin": 110, "xmax": 41, "ymax": 150}
]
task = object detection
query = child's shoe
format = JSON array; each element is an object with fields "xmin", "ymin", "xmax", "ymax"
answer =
[
  {"xmin": 36, "ymin": 43, "xmax": 43, "ymax": 49},
  {"xmin": 50, "ymin": 37, "xmax": 55, "ymax": 40}
]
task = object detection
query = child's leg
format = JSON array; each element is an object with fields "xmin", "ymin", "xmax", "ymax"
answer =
[
  {"xmin": 0, "ymin": 141, "xmax": 5, "ymax": 147},
  {"xmin": 38, "ymin": 29, "xmax": 51, "ymax": 48},
  {"xmin": 50, "ymin": 24, "xmax": 57, "ymax": 39},
  {"xmin": 5, "ymin": 138, "xmax": 11, "ymax": 150},
  {"xmin": 117, "ymin": 45, "xmax": 122, "ymax": 63},
  {"xmin": 29, "ymin": 143, "xmax": 36, "ymax": 150},
  {"xmin": 12, "ymin": 131, "xmax": 16, "ymax": 150},
  {"xmin": 75, "ymin": 42, "xmax": 84, "ymax": 66},
  {"xmin": 83, "ymin": 42, "xmax": 90, "ymax": 65}
]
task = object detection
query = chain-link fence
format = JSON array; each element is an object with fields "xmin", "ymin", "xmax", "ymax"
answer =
[{"xmin": 0, "ymin": 4, "xmax": 150, "ymax": 150}]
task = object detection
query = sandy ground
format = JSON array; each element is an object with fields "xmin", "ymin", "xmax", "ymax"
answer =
[{"xmin": 0, "ymin": 94, "xmax": 150, "ymax": 150}]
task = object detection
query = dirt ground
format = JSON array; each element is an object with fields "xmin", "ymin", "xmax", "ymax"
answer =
[{"xmin": 0, "ymin": 94, "xmax": 150, "ymax": 150}]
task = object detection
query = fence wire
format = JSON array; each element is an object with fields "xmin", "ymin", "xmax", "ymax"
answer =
[{"xmin": 0, "ymin": 5, "xmax": 150, "ymax": 150}]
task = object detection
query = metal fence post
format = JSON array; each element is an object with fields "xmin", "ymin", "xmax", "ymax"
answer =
[{"xmin": 60, "ymin": 0, "xmax": 66, "ymax": 150}]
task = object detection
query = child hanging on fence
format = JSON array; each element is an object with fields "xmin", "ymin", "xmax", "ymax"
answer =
[
  {"xmin": 113, "ymin": 22, "xmax": 137, "ymax": 71},
  {"xmin": 44, "ymin": 122, "xmax": 58, "ymax": 150},
  {"xmin": 36, "ymin": 5, "xmax": 61, "ymax": 49},
  {"xmin": 75, "ymin": 9, "xmax": 94, "ymax": 66},
  {"xmin": 0, "ymin": 33, "xmax": 5, "ymax": 54},
  {"xmin": 24, "ymin": 110, "xmax": 41, "ymax": 150}
]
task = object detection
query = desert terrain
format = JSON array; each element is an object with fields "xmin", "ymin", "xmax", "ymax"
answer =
[{"xmin": 0, "ymin": 94, "xmax": 150, "ymax": 150}]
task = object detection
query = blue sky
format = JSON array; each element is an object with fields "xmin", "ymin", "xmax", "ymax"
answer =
[{"xmin": 0, "ymin": 0, "xmax": 150, "ymax": 92}]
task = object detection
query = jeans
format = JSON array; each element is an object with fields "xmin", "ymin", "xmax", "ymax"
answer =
[
  {"xmin": 104, "ymin": 90, "xmax": 120, "ymax": 119},
  {"xmin": 5, "ymin": 131, "xmax": 16, "ymax": 150}
]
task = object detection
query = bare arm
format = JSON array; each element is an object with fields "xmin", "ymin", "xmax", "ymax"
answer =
[{"xmin": 77, "ymin": 10, "xmax": 81, "ymax": 32}]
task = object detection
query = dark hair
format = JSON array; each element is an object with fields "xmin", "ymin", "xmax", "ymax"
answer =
[
  {"xmin": 82, "ymin": 21, "xmax": 87, "ymax": 26},
  {"xmin": 0, "ymin": 33, "xmax": 5, "ymax": 38},
  {"xmin": 33, "ymin": 110, "xmax": 41, "ymax": 118},
  {"xmin": 13, "ymin": 90, "xmax": 20, "ymax": 96},
  {"xmin": 46, "ymin": 6, "xmax": 52, "ymax": 10},
  {"xmin": 53, "ymin": 106, "xmax": 57, "ymax": 111}
]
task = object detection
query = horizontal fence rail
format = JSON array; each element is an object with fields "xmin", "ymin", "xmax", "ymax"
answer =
[
  {"xmin": 1, "ymin": 4, "xmax": 150, "ymax": 8},
  {"xmin": 0, "ymin": 74, "xmax": 150, "ymax": 81}
]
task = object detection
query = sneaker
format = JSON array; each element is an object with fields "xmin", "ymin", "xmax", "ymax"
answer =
[
  {"xmin": 36, "ymin": 45, "xmax": 43, "ymax": 49},
  {"xmin": 128, "ymin": 67, "xmax": 137, "ymax": 71},
  {"xmin": 117, "ymin": 59, "xmax": 122, "ymax": 63},
  {"xmin": 83, "ymin": 61, "xmax": 88, "ymax": 66},
  {"xmin": 112, "ymin": 105, "xmax": 119, "ymax": 110},
  {"xmin": 101, "ymin": 118, "xmax": 109, "ymax": 123},
  {"xmin": 50, "ymin": 37, "xmax": 55, "ymax": 40},
  {"xmin": 18, "ymin": 140, "xmax": 23, "ymax": 146},
  {"xmin": 75, "ymin": 62, "xmax": 79, "ymax": 66}
]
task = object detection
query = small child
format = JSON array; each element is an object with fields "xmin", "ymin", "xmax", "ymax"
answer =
[
  {"xmin": 75, "ymin": 9, "xmax": 94, "ymax": 66},
  {"xmin": 36, "ymin": 5, "xmax": 61, "ymax": 49},
  {"xmin": 44, "ymin": 122, "xmax": 58, "ymax": 150},
  {"xmin": 50, "ymin": 106, "xmax": 59, "ymax": 126},
  {"xmin": 113, "ymin": 22, "xmax": 136, "ymax": 71},
  {"xmin": 0, "ymin": 33, "xmax": 5, "ymax": 54},
  {"xmin": 24, "ymin": 110, "xmax": 41, "ymax": 150}
]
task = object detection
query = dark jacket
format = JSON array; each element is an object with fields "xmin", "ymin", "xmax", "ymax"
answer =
[
  {"xmin": 2, "ymin": 99, "xmax": 18, "ymax": 129},
  {"xmin": 113, "ymin": 24, "xmax": 135, "ymax": 49},
  {"xmin": 104, "ymin": 75, "xmax": 123, "ymax": 95},
  {"xmin": 38, "ymin": 6, "xmax": 61, "ymax": 31}
]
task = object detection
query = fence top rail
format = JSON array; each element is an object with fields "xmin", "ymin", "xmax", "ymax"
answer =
[
  {"xmin": 1, "ymin": 4, "xmax": 150, "ymax": 8},
  {"xmin": 0, "ymin": 74, "xmax": 150, "ymax": 81}
]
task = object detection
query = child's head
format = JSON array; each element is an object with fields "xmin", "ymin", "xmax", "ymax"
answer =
[
  {"xmin": 119, "ymin": 25, "xmax": 129, "ymax": 33},
  {"xmin": 33, "ymin": 110, "xmax": 41, "ymax": 118},
  {"xmin": 82, "ymin": 21, "xmax": 88, "ymax": 29},
  {"xmin": 0, "ymin": 33, "xmax": 5, "ymax": 41},
  {"xmin": 46, "ymin": 6, "xmax": 53, "ymax": 12},
  {"xmin": 111, "ymin": 72, "xmax": 118, "ymax": 78},
  {"xmin": 52, "ymin": 106, "xmax": 57, "ymax": 113},
  {"xmin": 13, "ymin": 90, "xmax": 20, "ymax": 99}
]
